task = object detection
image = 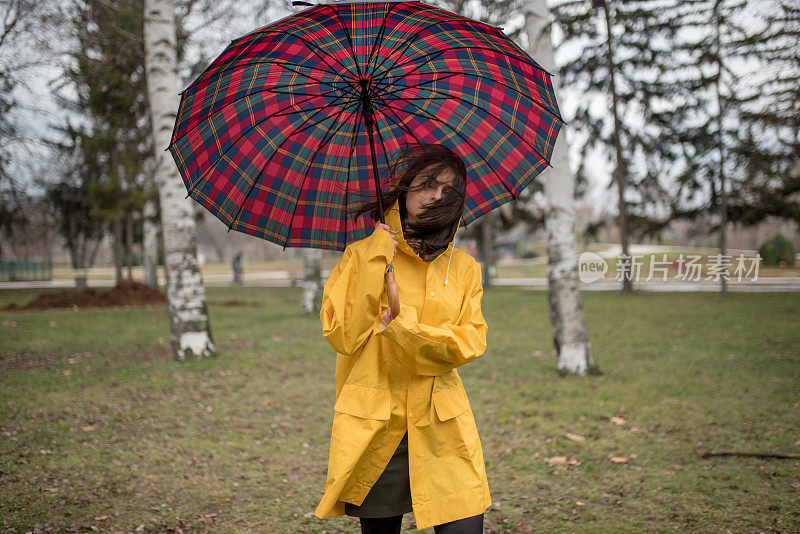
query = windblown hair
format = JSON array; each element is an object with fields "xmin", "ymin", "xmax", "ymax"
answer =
[{"xmin": 351, "ymin": 143, "xmax": 467, "ymax": 261}]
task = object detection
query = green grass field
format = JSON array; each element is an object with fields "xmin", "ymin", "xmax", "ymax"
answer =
[{"xmin": 1, "ymin": 287, "xmax": 798, "ymax": 533}]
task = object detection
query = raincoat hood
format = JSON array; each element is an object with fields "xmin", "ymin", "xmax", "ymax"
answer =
[{"xmin": 382, "ymin": 198, "xmax": 460, "ymax": 290}]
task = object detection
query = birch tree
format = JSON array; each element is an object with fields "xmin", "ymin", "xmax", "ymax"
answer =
[
  {"xmin": 142, "ymin": 157, "xmax": 160, "ymax": 286},
  {"xmin": 523, "ymin": 0, "xmax": 599, "ymax": 376},
  {"xmin": 144, "ymin": 0, "xmax": 215, "ymax": 360},
  {"xmin": 301, "ymin": 248, "xmax": 323, "ymax": 315}
]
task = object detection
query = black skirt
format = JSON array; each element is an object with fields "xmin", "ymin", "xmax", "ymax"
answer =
[{"xmin": 344, "ymin": 431, "xmax": 413, "ymax": 518}]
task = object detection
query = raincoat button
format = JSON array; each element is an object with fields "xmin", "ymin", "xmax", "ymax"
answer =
[{"xmin": 429, "ymin": 291, "xmax": 435, "ymax": 296}]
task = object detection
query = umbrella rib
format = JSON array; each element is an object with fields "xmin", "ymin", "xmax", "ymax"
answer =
[
  {"xmin": 186, "ymin": 92, "xmax": 348, "ymax": 199},
  {"xmin": 273, "ymin": 30, "xmax": 353, "ymax": 82},
  {"xmin": 376, "ymin": 69, "xmax": 563, "ymax": 124},
  {"xmin": 368, "ymin": 17, "xmax": 474, "ymax": 78},
  {"xmin": 379, "ymin": 98, "xmax": 523, "ymax": 201},
  {"xmin": 324, "ymin": 4, "xmax": 363, "ymax": 79},
  {"xmin": 374, "ymin": 46, "xmax": 560, "ymax": 118},
  {"xmin": 340, "ymin": 103, "xmax": 362, "ymax": 249},
  {"xmin": 270, "ymin": 84, "xmax": 359, "ymax": 119},
  {"xmin": 281, "ymin": 101, "xmax": 360, "ymax": 249},
  {"xmin": 363, "ymin": 1, "xmax": 403, "ymax": 80},
  {"xmin": 376, "ymin": 44, "xmax": 552, "ymax": 81},
  {"xmin": 182, "ymin": 59, "xmax": 342, "ymax": 97},
  {"xmin": 371, "ymin": 92, "xmax": 425, "ymax": 146},
  {"xmin": 177, "ymin": 77, "xmax": 348, "ymax": 146},
  {"xmin": 183, "ymin": 88, "xmax": 346, "ymax": 193},
  {"xmin": 377, "ymin": 82, "xmax": 557, "ymax": 162},
  {"xmin": 226, "ymin": 98, "xmax": 355, "ymax": 234}
]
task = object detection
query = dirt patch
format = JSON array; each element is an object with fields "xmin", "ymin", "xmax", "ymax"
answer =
[
  {"xmin": 209, "ymin": 299, "xmax": 262, "ymax": 307},
  {"xmin": 1, "ymin": 280, "xmax": 166, "ymax": 311}
]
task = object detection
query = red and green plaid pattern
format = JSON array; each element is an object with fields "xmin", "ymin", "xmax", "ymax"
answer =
[{"xmin": 169, "ymin": 0, "xmax": 564, "ymax": 251}]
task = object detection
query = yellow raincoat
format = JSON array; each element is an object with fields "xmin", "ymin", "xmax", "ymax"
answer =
[{"xmin": 313, "ymin": 198, "xmax": 492, "ymax": 530}]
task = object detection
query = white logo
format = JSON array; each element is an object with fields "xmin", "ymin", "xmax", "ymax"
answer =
[{"xmin": 578, "ymin": 252, "xmax": 608, "ymax": 283}]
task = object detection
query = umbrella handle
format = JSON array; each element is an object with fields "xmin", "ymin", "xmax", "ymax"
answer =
[{"xmin": 385, "ymin": 269, "xmax": 400, "ymax": 319}]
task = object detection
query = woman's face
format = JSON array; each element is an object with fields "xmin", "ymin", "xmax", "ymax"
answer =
[{"xmin": 405, "ymin": 165, "xmax": 456, "ymax": 225}]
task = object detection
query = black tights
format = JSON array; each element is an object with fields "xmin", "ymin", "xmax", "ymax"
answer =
[{"xmin": 359, "ymin": 512, "xmax": 483, "ymax": 534}]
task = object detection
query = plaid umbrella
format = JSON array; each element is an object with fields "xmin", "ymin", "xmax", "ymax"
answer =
[{"xmin": 168, "ymin": 0, "xmax": 564, "ymax": 252}]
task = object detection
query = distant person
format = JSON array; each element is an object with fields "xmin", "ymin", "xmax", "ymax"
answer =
[{"xmin": 232, "ymin": 250, "xmax": 242, "ymax": 284}]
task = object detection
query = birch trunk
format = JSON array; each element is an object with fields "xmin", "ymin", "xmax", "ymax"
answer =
[
  {"xmin": 301, "ymin": 248, "xmax": 323, "ymax": 315},
  {"xmin": 144, "ymin": 0, "xmax": 215, "ymax": 360},
  {"xmin": 523, "ymin": 0, "xmax": 599, "ymax": 375},
  {"xmin": 126, "ymin": 212, "xmax": 134, "ymax": 280},
  {"xmin": 143, "ymin": 194, "xmax": 160, "ymax": 287},
  {"xmin": 478, "ymin": 210, "xmax": 498, "ymax": 288},
  {"xmin": 113, "ymin": 219, "xmax": 123, "ymax": 286}
]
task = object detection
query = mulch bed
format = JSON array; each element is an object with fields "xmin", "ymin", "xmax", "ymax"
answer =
[{"xmin": 2, "ymin": 280, "xmax": 166, "ymax": 311}]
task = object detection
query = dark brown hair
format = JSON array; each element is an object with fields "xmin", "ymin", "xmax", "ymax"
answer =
[{"xmin": 351, "ymin": 143, "xmax": 467, "ymax": 261}]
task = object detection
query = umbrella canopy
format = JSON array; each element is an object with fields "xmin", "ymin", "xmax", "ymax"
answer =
[{"xmin": 169, "ymin": 0, "xmax": 564, "ymax": 251}]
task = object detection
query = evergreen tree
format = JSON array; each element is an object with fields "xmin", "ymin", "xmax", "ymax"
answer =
[
  {"xmin": 550, "ymin": 0, "xmax": 681, "ymax": 291},
  {"xmin": 644, "ymin": 0, "xmax": 764, "ymax": 292},
  {"xmin": 730, "ymin": 1, "xmax": 800, "ymax": 226},
  {"xmin": 51, "ymin": 0, "xmax": 152, "ymax": 285}
]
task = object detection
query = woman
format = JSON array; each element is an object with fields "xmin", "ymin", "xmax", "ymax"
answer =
[{"xmin": 313, "ymin": 144, "xmax": 492, "ymax": 533}]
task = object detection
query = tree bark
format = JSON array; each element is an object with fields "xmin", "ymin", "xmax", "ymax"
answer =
[
  {"xmin": 126, "ymin": 210, "xmax": 134, "ymax": 280},
  {"xmin": 524, "ymin": 0, "xmax": 600, "ymax": 376},
  {"xmin": 144, "ymin": 0, "xmax": 215, "ymax": 360},
  {"xmin": 143, "ymin": 194, "xmax": 160, "ymax": 287},
  {"xmin": 478, "ymin": 210, "xmax": 498, "ymax": 288},
  {"xmin": 714, "ymin": 0, "xmax": 729, "ymax": 293},
  {"xmin": 113, "ymin": 219, "xmax": 123, "ymax": 286},
  {"xmin": 301, "ymin": 248, "xmax": 323, "ymax": 315}
]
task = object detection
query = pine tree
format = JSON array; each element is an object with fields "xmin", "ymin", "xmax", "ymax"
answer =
[
  {"xmin": 550, "ymin": 0, "xmax": 681, "ymax": 291},
  {"xmin": 731, "ymin": 1, "xmax": 800, "ymax": 226},
  {"xmin": 644, "ymin": 0, "xmax": 764, "ymax": 292},
  {"xmin": 51, "ymin": 0, "xmax": 152, "ymax": 285}
]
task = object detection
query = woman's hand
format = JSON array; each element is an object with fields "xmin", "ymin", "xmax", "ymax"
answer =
[
  {"xmin": 378, "ymin": 308, "xmax": 393, "ymax": 331},
  {"xmin": 375, "ymin": 222, "xmax": 398, "ymax": 258}
]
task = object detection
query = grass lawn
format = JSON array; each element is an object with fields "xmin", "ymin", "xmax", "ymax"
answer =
[{"xmin": 1, "ymin": 286, "xmax": 798, "ymax": 533}]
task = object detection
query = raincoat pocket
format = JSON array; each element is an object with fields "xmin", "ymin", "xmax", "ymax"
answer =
[
  {"xmin": 333, "ymin": 383, "xmax": 391, "ymax": 420},
  {"xmin": 432, "ymin": 384, "xmax": 477, "ymax": 458}
]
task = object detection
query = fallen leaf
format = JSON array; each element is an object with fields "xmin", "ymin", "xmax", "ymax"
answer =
[
  {"xmin": 609, "ymin": 456, "xmax": 628, "ymax": 463},
  {"xmin": 565, "ymin": 432, "xmax": 586, "ymax": 442},
  {"xmin": 82, "ymin": 425, "xmax": 95, "ymax": 431},
  {"xmin": 610, "ymin": 417, "xmax": 626, "ymax": 425},
  {"xmin": 63, "ymin": 370, "xmax": 72, "ymax": 376},
  {"xmin": 545, "ymin": 456, "xmax": 580, "ymax": 466},
  {"xmin": 49, "ymin": 321, "xmax": 57, "ymax": 327},
  {"xmin": 575, "ymin": 501, "xmax": 585, "ymax": 506}
]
